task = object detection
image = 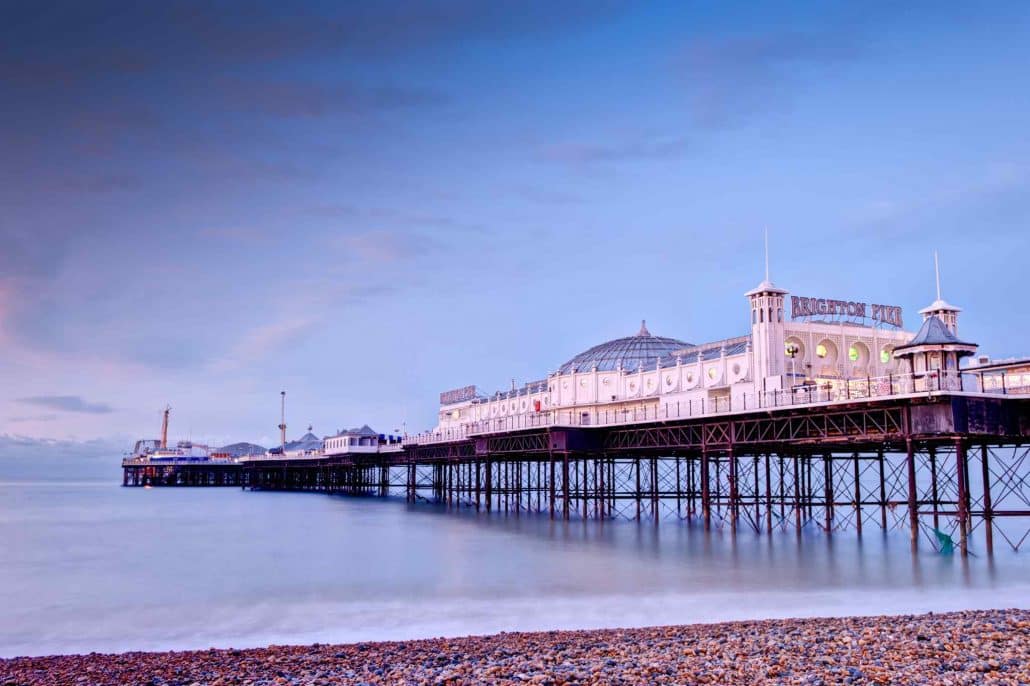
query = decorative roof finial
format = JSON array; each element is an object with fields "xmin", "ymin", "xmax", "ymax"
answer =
[
  {"xmin": 934, "ymin": 250, "xmax": 942, "ymax": 302},
  {"xmin": 764, "ymin": 227, "xmax": 770, "ymax": 283},
  {"xmin": 637, "ymin": 319, "xmax": 650, "ymax": 337}
]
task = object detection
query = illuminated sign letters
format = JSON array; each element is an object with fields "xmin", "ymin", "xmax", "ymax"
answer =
[
  {"xmin": 440, "ymin": 385, "xmax": 477, "ymax": 405},
  {"xmin": 791, "ymin": 296, "xmax": 903, "ymax": 328}
]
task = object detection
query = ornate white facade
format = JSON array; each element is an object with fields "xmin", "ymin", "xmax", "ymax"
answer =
[{"xmin": 432, "ymin": 276, "xmax": 945, "ymax": 436}]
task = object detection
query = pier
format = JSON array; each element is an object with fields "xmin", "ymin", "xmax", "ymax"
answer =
[{"xmin": 124, "ymin": 389, "xmax": 1030, "ymax": 557}]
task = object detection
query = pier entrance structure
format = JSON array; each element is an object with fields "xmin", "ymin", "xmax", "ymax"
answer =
[{"xmin": 123, "ymin": 267, "xmax": 1030, "ymax": 557}]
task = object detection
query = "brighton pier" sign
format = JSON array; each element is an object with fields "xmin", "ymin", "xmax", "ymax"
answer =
[
  {"xmin": 791, "ymin": 296, "xmax": 903, "ymax": 328},
  {"xmin": 440, "ymin": 385, "xmax": 478, "ymax": 405}
]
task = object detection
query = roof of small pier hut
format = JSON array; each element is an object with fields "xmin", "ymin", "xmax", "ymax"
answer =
[
  {"xmin": 893, "ymin": 315, "xmax": 977, "ymax": 358},
  {"xmin": 557, "ymin": 321, "xmax": 691, "ymax": 374},
  {"xmin": 284, "ymin": 430, "xmax": 324, "ymax": 452},
  {"xmin": 328, "ymin": 425, "xmax": 379, "ymax": 438}
]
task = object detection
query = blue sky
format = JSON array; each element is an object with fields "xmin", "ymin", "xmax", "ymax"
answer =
[{"xmin": 2, "ymin": 1, "xmax": 1029, "ymax": 449}]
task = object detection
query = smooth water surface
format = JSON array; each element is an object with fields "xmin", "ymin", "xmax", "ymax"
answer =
[{"xmin": 1, "ymin": 481, "xmax": 1027, "ymax": 657}]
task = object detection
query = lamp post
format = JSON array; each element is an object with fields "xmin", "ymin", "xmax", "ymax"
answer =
[{"xmin": 785, "ymin": 343, "xmax": 799, "ymax": 389}]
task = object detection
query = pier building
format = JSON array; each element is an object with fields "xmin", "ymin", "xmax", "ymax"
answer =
[{"xmin": 430, "ymin": 274, "xmax": 931, "ymax": 441}]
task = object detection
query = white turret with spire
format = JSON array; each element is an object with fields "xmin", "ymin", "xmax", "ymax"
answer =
[
  {"xmin": 919, "ymin": 251, "xmax": 961, "ymax": 334},
  {"xmin": 746, "ymin": 229, "xmax": 788, "ymax": 387}
]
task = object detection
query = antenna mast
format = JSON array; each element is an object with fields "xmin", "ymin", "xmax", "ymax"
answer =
[
  {"xmin": 764, "ymin": 227, "xmax": 770, "ymax": 283},
  {"xmin": 934, "ymin": 250, "xmax": 942, "ymax": 301},
  {"xmin": 278, "ymin": 391, "xmax": 287, "ymax": 453},
  {"xmin": 160, "ymin": 406, "xmax": 170, "ymax": 449}
]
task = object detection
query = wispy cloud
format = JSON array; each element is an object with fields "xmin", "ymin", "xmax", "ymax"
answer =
[
  {"xmin": 335, "ymin": 230, "xmax": 443, "ymax": 263},
  {"xmin": 309, "ymin": 205, "xmax": 480, "ymax": 232},
  {"xmin": 215, "ymin": 318, "xmax": 318, "ymax": 373},
  {"xmin": 539, "ymin": 135, "xmax": 689, "ymax": 166},
  {"xmin": 679, "ymin": 31, "xmax": 862, "ymax": 128},
  {"xmin": 0, "ymin": 434, "xmax": 127, "ymax": 480},
  {"xmin": 17, "ymin": 395, "xmax": 115, "ymax": 414}
]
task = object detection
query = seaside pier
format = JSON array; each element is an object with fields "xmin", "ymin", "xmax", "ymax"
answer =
[
  {"xmin": 122, "ymin": 267, "xmax": 1030, "ymax": 556},
  {"xmin": 307, "ymin": 392, "xmax": 1030, "ymax": 556},
  {"xmin": 125, "ymin": 389, "xmax": 1030, "ymax": 557}
]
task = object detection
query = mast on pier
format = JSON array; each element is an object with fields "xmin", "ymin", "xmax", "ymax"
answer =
[
  {"xmin": 278, "ymin": 391, "xmax": 287, "ymax": 453},
  {"xmin": 160, "ymin": 406, "xmax": 170, "ymax": 449}
]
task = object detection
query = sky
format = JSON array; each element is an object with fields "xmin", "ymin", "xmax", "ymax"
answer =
[{"xmin": 2, "ymin": 1, "xmax": 1029, "ymax": 452}]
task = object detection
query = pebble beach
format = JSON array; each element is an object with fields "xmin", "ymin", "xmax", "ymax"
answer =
[{"xmin": 2, "ymin": 609, "xmax": 1028, "ymax": 685}]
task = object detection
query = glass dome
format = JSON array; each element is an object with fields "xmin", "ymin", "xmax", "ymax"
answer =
[{"xmin": 557, "ymin": 321, "xmax": 691, "ymax": 374}]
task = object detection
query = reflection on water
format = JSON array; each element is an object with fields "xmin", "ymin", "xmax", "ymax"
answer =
[{"xmin": 0, "ymin": 482, "xmax": 1026, "ymax": 657}]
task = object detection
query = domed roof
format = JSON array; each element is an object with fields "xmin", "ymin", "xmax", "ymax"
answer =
[{"xmin": 557, "ymin": 321, "xmax": 691, "ymax": 374}]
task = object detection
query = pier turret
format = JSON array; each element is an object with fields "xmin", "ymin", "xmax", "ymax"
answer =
[
  {"xmin": 747, "ymin": 231, "xmax": 787, "ymax": 389},
  {"xmin": 894, "ymin": 253, "xmax": 977, "ymax": 389},
  {"xmin": 918, "ymin": 251, "xmax": 962, "ymax": 335}
]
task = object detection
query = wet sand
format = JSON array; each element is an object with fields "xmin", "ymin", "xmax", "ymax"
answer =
[{"xmin": 1, "ymin": 609, "xmax": 1026, "ymax": 685}]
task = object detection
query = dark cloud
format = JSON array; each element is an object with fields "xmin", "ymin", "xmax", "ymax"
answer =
[
  {"xmin": 1, "ymin": 1, "xmax": 625, "ymax": 84},
  {"xmin": 17, "ymin": 396, "xmax": 115, "ymax": 414},
  {"xmin": 539, "ymin": 136, "xmax": 690, "ymax": 165},
  {"xmin": 680, "ymin": 31, "xmax": 862, "ymax": 128},
  {"xmin": 49, "ymin": 174, "xmax": 142, "ymax": 193},
  {"xmin": 215, "ymin": 79, "xmax": 447, "ymax": 119}
]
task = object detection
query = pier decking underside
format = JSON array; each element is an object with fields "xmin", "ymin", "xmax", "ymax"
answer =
[{"xmin": 124, "ymin": 394, "xmax": 1030, "ymax": 555}]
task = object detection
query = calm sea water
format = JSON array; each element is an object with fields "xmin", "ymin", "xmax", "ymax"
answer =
[{"xmin": 1, "ymin": 480, "xmax": 1027, "ymax": 658}]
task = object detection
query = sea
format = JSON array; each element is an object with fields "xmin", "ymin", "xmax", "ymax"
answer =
[{"xmin": 1, "ymin": 478, "xmax": 1028, "ymax": 658}]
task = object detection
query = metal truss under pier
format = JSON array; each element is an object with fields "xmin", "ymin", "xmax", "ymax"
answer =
[{"xmin": 124, "ymin": 393, "xmax": 1030, "ymax": 556}]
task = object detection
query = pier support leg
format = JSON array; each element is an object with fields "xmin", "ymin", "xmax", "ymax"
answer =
[
  {"xmin": 475, "ymin": 460, "xmax": 481, "ymax": 511},
  {"xmin": 585, "ymin": 457, "xmax": 593, "ymax": 515},
  {"xmin": 651, "ymin": 456, "xmax": 659, "ymax": 524},
  {"xmin": 906, "ymin": 438, "xmax": 919, "ymax": 552},
  {"xmin": 981, "ymin": 445, "xmax": 994, "ymax": 556},
  {"xmin": 728, "ymin": 450, "xmax": 738, "ymax": 533},
  {"xmin": 823, "ymin": 452, "xmax": 833, "ymax": 533},
  {"xmin": 955, "ymin": 439, "xmax": 969, "ymax": 557},
  {"xmin": 752, "ymin": 456, "xmax": 760, "ymax": 534},
  {"xmin": 675, "ymin": 456, "xmax": 682, "ymax": 519},
  {"xmin": 792, "ymin": 453, "xmax": 802, "ymax": 535},
  {"xmin": 548, "ymin": 454, "xmax": 555, "ymax": 520},
  {"xmin": 853, "ymin": 452, "xmax": 862, "ymax": 537},
  {"xmin": 701, "ymin": 449, "xmax": 711, "ymax": 530},
  {"xmin": 877, "ymin": 448, "xmax": 887, "ymax": 531},
  {"xmin": 765, "ymin": 454, "xmax": 773, "ymax": 535},
  {"xmin": 929, "ymin": 446, "xmax": 940, "ymax": 531},
  {"xmin": 561, "ymin": 453, "xmax": 570, "ymax": 520},
  {"xmin": 634, "ymin": 458, "xmax": 642, "ymax": 521}
]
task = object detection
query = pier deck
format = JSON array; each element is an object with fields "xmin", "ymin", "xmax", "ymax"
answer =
[{"xmin": 123, "ymin": 391, "xmax": 1030, "ymax": 556}]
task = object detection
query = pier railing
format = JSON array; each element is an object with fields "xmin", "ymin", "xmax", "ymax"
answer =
[{"xmin": 406, "ymin": 370, "xmax": 1029, "ymax": 444}]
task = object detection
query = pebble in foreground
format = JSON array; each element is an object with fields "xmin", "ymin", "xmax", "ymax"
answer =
[{"xmin": 1, "ymin": 609, "xmax": 1027, "ymax": 685}]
